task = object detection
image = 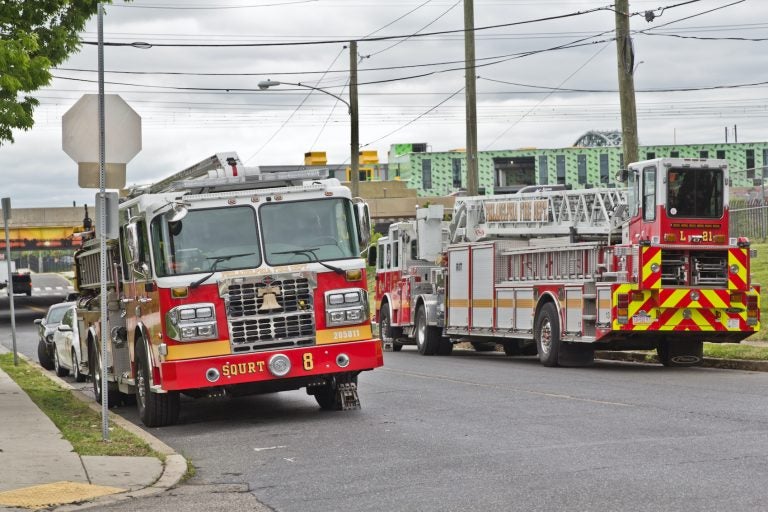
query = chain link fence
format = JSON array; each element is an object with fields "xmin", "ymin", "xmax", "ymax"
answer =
[{"xmin": 730, "ymin": 199, "xmax": 768, "ymax": 242}]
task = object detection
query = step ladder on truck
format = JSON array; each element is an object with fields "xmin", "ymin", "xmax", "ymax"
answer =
[{"xmin": 369, "ymin": 157, "xmax": 760, "ymax": 367}]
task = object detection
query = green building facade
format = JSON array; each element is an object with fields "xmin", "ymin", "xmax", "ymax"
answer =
[{"xmin": 386, "ymin": 142, "xmax": 768, "ymax": 196}]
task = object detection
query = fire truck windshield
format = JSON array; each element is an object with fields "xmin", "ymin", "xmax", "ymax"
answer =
[
  {"xmin": 667, "ymin": 167, "xmax": 724, "ymax": 218},
  {"xmin": 151, "ymin": 205, "xmax": 261, "ymax": 277},
  {"xmin": 260, "ymin": 198, "xmax": 359, "ymax": 266}
]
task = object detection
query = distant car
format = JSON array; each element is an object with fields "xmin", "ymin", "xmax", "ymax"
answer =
[
  {"xmin": 34, "ymin": 302, "xmax": 73, "ymax": 371},
  {"xmin": 50, "ymin": 303, "xmax": 87, "ymax": 382},
  {"xmin": 11, "ymin": 272, "xmax": 31, "ymax": 296}
]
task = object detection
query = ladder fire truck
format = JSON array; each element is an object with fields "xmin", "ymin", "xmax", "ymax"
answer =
[
  {"xmin": 73, "ymin": 152, "xmax": 382, "ymax": 427},
  {"xmin": 371, "ymin": 158, "xmax": 760, "ymax": 367}
]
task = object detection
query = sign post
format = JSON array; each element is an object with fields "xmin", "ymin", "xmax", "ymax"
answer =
[
  {"xmin": 2, "ymin": 198, "xmax": 17, "ymax": 366},
  {"xmin": 62, "ymin": 3, "xmax": 141, "ymax": 441}
]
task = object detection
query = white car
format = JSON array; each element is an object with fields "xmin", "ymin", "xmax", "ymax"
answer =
[{"xmin": 51, "ymin": 304, "xmax": 87, "ymax": 382}]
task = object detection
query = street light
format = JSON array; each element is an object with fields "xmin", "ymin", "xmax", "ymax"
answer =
[{"xmin": 258, "ymin": 76, "xmax": 360, "ymax": 197}]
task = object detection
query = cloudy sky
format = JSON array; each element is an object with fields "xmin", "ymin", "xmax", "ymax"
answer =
[{"xmin": 1, "ymin": 0, "xmax": 765, "ymax": 207}]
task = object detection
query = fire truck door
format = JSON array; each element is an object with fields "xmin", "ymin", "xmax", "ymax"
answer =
[
  {"xmin": 471, "ymin": 245, "xmax": 494, "ymax": 329},
  {"xmin": 448, "ymin": 247, "xmax": 470, "ymax": 327}
]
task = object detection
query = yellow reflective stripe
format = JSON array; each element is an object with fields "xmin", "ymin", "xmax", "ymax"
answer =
[
  {"xmin": 165, "ymin": 339, "xmax": 232, "ymax": 361},
  {"xmin": 316, "ymin": 325, "xmax": 373, "ymax": 345}
]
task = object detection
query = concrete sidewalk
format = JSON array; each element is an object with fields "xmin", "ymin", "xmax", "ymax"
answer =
[{"xmin": 0, "ymin": 347, "xmax": 187, "ymax": 511}]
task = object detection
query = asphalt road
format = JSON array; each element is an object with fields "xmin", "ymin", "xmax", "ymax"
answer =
[{"xmin": 2, "ymin": 302, "xmax": 768, "ymax": 511}]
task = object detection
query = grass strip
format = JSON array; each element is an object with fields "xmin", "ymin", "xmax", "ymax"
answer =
[
  {"xmin": 704, "ymin": 343, "xmax": 768, "ymax": 361},
  {"xmin": 0, "ymin": 353, "xmax": 157, "ymax": 457}
]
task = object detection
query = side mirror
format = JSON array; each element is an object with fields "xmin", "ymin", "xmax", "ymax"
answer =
[
  {"xmin": 34, "ymin": 318, "xmax": 42, "ymax": 325},
  {"xmin": 366, "ymin": 245, "xmax": 377, "ymax": 267},
  {"xmin": 57, "ymin": 324, "xmax": 73, "ymax": 332},
  {"xmin": 165, "ymin": 201, "xmax": 189, "ymax": 223},
  {"xmin": 125, "ymin": 222, "xmax": 141, "ymax": 266},
  {"xmin": 354, "ymin": 200, "xmax": 372, "ymax": 249}
]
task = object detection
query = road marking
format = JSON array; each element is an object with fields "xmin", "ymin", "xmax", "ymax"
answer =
[
  {"xmin": 382, "ymin": 367, "xmax": 633, "ymax": 407},
  {"xmin": 254, "ymin": 445, "xmax": 287, "ymax": 452}
]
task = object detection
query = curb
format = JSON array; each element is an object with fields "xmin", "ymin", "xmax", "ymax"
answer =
[
  {"xmin": 596, "ymin": 350, "xmax": 768, "ymax": 371},
  {"xmin": 4, "ymin": 349, "xmax": 188, "ymax": 511}
]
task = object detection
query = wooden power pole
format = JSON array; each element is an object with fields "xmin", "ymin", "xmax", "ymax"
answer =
[
  {"xmin": 350, "ymin": 40, "xmax": 360, "ymax": 198},
  {"xmin": 615, "ymin": 0, "xmax": 639, "ymax": 165},
  {"xmin": 464, "ymin": 0, "xmax": 479, "ymax": 195}
]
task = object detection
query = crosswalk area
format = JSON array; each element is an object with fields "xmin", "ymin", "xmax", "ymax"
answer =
[{"xmin": 32, "ymin": 286, "xmax": 76, "ymax": 297}]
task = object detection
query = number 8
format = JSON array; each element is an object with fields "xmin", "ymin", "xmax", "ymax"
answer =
[{"xmin": 303, "ymin": 353, "xmax": 314, "ymax": 371}]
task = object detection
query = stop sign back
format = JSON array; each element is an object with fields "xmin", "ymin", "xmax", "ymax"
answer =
[{"xmin": 62, "ymin": 94, "xmax": 141, "ymax": 189}]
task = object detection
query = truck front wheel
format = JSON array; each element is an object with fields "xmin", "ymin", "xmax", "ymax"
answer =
[
  {"xmin": 135, "ymin": 340, "xmax": 180, "ymax": 427},
  {"xmin": 535, "ymin": 303, "xmax": 561, "ymax": 367},
  {"xmin": 379, "ymin": 307, "xmax": 402, "ymax": 352}
]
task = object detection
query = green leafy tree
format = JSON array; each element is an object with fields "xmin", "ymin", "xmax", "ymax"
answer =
[{"xmin": 0, "ymin": 1, "xmax": 110, "ymax": 145}]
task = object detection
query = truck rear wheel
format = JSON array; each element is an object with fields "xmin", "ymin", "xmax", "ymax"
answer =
[
  {"xmin": 657, "ymin": 340, "xmax": 703, "ymax": 367},
  {"xmin": 415, "ymin": 306, "xmax": 439, "ymax": 355},
  {"xmin": 379, "ymin": 307, "xmax": 403, "ymax": 352},
  {"xmin": 136, "ymin": 339, "xmax": 180, "ymax": 427},
  {"xmin": 535, "ymin": 303, "xmax": 561, "ymax": 367}
]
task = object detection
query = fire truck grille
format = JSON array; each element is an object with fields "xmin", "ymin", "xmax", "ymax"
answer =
[{"xmin": 226, "ymin": 278, "xmax": 316, "ymax": 351}]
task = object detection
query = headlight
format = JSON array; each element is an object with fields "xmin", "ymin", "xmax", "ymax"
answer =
[
  {"xmin": 165, "ymin": 302, "xmax": 218, "ymax": 342},
  {"xmin": 325, "ymin": 288, "xmax": 369, "ymax": 327}
]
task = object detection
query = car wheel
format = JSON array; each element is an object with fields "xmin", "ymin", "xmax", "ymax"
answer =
[
  {"xmin": 72, "ymin": 348, "xmax": 86, "ymax": 383},
  {"xmin": 54, "ymin": 348, "xmax": 69, "ymax": 377},
  {"xmin": 37, "ymin": 339, "xmax": 55, "ymax": 370},
  {"xmin": 136, "ymin": 339, "xmax": 180, "ymax": 427}
]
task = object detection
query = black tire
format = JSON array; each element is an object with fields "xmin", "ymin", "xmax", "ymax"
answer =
[
  {"xmin": 503, "ymin": 341, "xmax": 522, "ymax": 356},
  {"xmin": 26, "ymin": 290, "xmax": 31, "ymax": 297},
  {"xmin": 437, "ymin": 337, "xmax": 453, "ymax": 355},
  {"xmin": 313, "ymin": 374, "xmax": 358, "ymax": 411},
  {"xmin": 657, "ymin": 340, "xmax": 703, "ymax": 367},
  {"xmin": 54, "ymin": 348, "xmax": 69, "ymax": 377},
  {"xmin": 136, "ymin": 339, "xmax": 180, "ymax": 427},
  {"xmin": 90, "ymin": 340, "xmax": 114, "ymax": 407},
  {"xmin": 535, "ymin": 302, "xmax": 561, "ymax": 367},
  {"xmin": 415, "ymin": 306, "xmax": 439, "ymax": 355},
  {"xmin": 379, "ymin": 307, "xmax": 401, "ymax": 351},
  {"xmin": 37, "ymin": 339, "xmax": 55, "ymax": 370},
  {"xmin": 72, "ymin": 348, "xmax": 87, "ymax": 383},
  {"xmin": 471, "ymin": 341, "xmax": 496, "ymax": 352}
]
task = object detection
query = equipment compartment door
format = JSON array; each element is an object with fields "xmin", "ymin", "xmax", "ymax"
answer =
[
  {"xmin": 471, "ymin": 245, "xmax": 494, "ymax": 329},
  {"xmin": 448, "ymin": 247, "xmax": 470, "ymax": 328}
]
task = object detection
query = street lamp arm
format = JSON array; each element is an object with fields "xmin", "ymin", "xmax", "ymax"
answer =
[{"xmin": 257, "ymin": 79, "xmax": 350, "ymax": 111}]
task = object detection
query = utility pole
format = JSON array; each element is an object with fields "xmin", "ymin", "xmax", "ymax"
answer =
[
  {"xmin": 349, "ymin": 40, "xmax": 360, "ymax": 198},
  {"xmin": 615, "ymin": 0, "xmax": 638, "ymax": 165},
  {"xmin": 464, "ymin": 0, "xmax": 479, "ymax": 195}
]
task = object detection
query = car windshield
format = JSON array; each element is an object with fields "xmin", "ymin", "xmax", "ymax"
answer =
[
  {"xmin": 667, "ymin": 167, "xmax": 724, "ymax": 218},
  {"xmin": 46, "ymin": 306, "xmax": 69, "ymax": 324},
  {"xmin": 260, "ymin": 198, "xmax": 359, "ymax": 266},
  {"xmin": 151, "ymin": 205, "xmax": 262, "ymax": 277}
]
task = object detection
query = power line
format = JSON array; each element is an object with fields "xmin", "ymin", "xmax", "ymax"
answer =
[{"xmin": 80, "ymin": 6, "xmax": 610, "ymax": 47}]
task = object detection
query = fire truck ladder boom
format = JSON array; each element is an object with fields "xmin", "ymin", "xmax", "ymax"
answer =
[
  {"xmin": 149, "ymin": 152, "xmax": 243, "ymax": 194},
  {"xmin": 449, "ymin": 187, "xmax": 628, "ymax": 243}
]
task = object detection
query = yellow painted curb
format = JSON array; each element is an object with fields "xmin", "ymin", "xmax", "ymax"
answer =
[{"xmin": 0, "ymin": 481, "xmax": 124, "ymax": 509}]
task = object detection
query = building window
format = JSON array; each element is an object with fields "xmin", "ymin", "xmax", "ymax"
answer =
[
  {"xmin": 539, "ymin": 155, "xmax": 548, "ymax": 184},
  {"xmin": 556, "ymin": 155, "xmax": 566, "ymax": 184},
  {"xmin": 763, "ymin": 149, "xmax": 768, "ymax": 177},
  {"xmin": 422, "ymin": 159, "xmax": 432, "ymax": 189},
  {"xmin": 670, "ymin": 151, "xmax": 679, "ymax": 158},
  {"xmin": 716, "ymin": 150, "xmax": 726, "ymax": 160},
  {"xmin": 646, "ymin": 152, "xmax": 656, "ymax": 160},
  {"xmin": 700, "ymin": 150, "xmax": 709, "ymax": 158},
  {"xmin": 619, "ymin": 153, "xmax": 624, "ymax": 170},
  {"xmin": 452, "ymin": 158, "xmax": 462, "ymax": 188},
  {"xmin": 577, "ymin": 154, "xmax": 587, "ymax": 185},
  {"xmin": 747, "ymin": 149, "xmax": 755, "ymax": 178},
  {"xmin": 599, "ymin": 154, "xmax": 609, "ymax": 183}
]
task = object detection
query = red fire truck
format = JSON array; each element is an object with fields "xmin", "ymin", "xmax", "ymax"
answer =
[
  {"xmin": 371, "ymin": 158, "xmax": 760, "ymax": 367},
  {"xmin": 73, "ymin": 153, "xmax": 382, "ymax": 426}
]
